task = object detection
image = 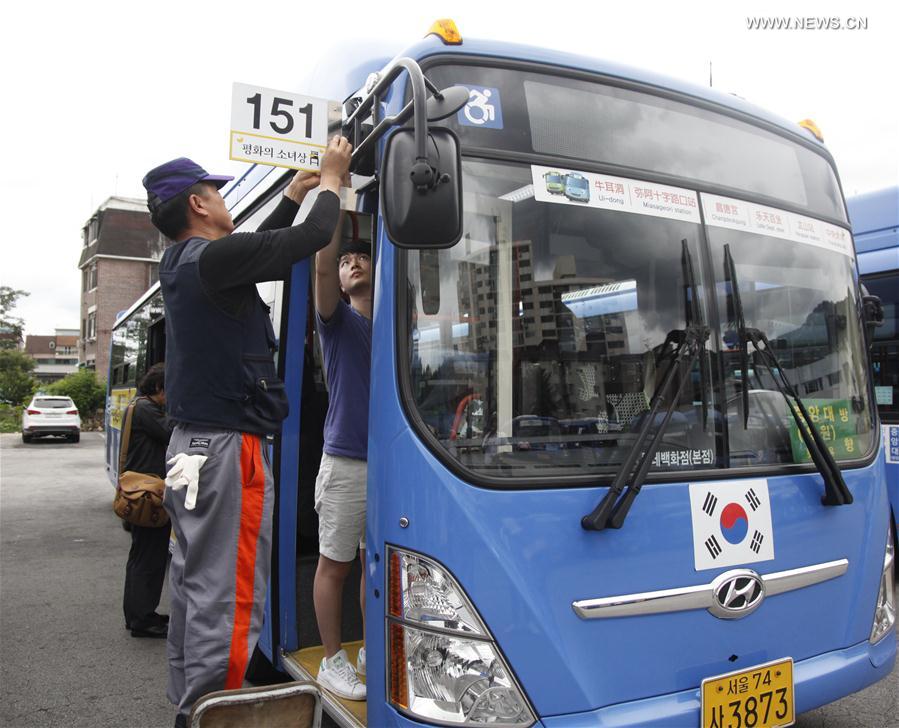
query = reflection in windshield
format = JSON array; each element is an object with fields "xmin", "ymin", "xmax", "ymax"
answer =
[{"xmin": 406, "ymin": 160, "xmax": 717, "ymax": 479}]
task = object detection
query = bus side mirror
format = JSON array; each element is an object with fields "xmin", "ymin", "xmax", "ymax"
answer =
[
  {"xmin": 382, "ymin": 127, "xmax": 462, "ymax": 249},
  {"xmin": 862, "ymin": 292, "xmax": 884, "ymax": 350}
]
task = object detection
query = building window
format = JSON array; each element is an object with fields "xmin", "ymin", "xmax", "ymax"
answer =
[
  {"xmin": 88, "ymin": 264, "xmax": 98, "ymax": 291},
  {"xmin": 87, "ymin": 312, "xmax": 97, "ymax": 341},
  {"xmin": 88, "ymin": 217, "xmax": 99, "ymax": 244}
]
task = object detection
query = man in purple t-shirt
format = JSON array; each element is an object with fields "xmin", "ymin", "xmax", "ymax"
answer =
[{"xmin": 312, "ymin": 210, "xmax": 371, "ymax": 701}]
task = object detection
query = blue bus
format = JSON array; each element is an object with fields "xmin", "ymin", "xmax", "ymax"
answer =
[
  {"xmin": 851, "ymin": 186, "xmax": 899, "ymax": 555},
  {"xmin": 108, "ymin": 20, "xmax": 895, "ymax": 728},
  {"xmin": 563, "ymin": 172, "xmax": 590, "ymax": 202}
]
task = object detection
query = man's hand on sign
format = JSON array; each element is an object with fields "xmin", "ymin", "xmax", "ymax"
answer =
[
  {"xmin": 319, "ymin": 136, "xmax": 352, "ymax": 195},
  {"xmin": 283, "ymin": 171, "xmax": 321, "ymax": 204}
]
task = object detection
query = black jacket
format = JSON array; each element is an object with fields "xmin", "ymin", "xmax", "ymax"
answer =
[
  {"xmin": 123, "ymin": 398, "xmax": 173, "ymax": 478},
  {"xmin": 158, "ymin": 191, "xmax": 339, "ymax": 435}
]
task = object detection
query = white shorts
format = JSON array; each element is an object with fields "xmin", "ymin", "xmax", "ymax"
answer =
[{"xmin": 314, "ymin": 452, "xmax": 367, "ymax": 563}]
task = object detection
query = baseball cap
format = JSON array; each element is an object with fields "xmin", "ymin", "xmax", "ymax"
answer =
[{"xmin": 142, "ymin": 157, "xmax": 234, "ymax": 207}]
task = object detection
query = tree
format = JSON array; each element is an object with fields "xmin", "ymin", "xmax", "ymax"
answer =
[
  {"xmin": 0, "ymin": 287, "xmax": 29, "ymax": 350},
  {"xmin": 0, "ymin": 349, "xmax": 38, "ymax": 405},
  {"xmin": 47, "ymin": 369, "xmax": 106, "ymax": 417}
]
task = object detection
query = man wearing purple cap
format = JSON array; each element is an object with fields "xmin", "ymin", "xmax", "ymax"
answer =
[{"xmin": 143, "ymin": 136, "xmax": 351, "ymax": 728}]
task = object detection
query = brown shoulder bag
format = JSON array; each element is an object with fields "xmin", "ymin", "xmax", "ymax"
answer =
[{"xmin": 113, "ymin": 400, "xmax": 169, "ymax": 528}]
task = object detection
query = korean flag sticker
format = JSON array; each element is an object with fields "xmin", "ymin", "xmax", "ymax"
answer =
[{"xmin": 689, "ymin": 479, "xmax": 775, "ymax": 571}]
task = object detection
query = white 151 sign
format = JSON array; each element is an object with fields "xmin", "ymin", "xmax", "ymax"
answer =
[{"xmin": 230, "ymin": 82, "xmax": 341, "ymax": 172}]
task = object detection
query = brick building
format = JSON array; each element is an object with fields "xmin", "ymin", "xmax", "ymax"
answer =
[
  {"xmin": 25, "ymin": 328, "xmax": 80, "ymax": 383},
  {"xmin": 78, "ymin": 197, "xmax": 165, "ymax": 376}
]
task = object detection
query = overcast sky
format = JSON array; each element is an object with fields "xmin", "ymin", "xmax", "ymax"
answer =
[{"xmin": 2, "ymin": 0, "xmax": 896, "ymax": 337}]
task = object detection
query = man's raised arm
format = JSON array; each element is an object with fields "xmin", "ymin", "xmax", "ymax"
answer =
[
  {"xmin": 199, "ymin": 136, "xmax": 352, "ymax": 289},
  {"xmin": 315, "ymin": 206, "xmax": 346, "ymax": 321}
]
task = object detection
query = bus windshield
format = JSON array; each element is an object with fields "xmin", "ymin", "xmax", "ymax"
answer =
[
  {"xmin": 566, "ymin": 175, "xmax": 589, "ymax": 190},
  {"xmin": 402, "ymin": 161, "xmax": 875, "ymax": 483},
  {"xmin": 404, "ymin": 159, "xmax": 718, "ymax": 480}
]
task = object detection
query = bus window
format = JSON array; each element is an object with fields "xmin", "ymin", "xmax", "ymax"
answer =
[
  {"xmin": 424, "ymin": 64, "xmax": 845, "ymax": 221},
  {"xmin": 863, "ymin": 271, "xmax": 899, "ymax": 422}
]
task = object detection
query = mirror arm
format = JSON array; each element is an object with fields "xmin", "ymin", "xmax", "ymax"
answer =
[
  {"xmin": 352, "ymin": 96, "xmax": 425, "ymax": 165},
  {"xmin": 346, "ymin": 57, "xmax": 429, "ymax": 168}
]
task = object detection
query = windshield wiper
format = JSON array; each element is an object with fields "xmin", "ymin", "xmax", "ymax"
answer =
[
  {"xmin": 582, "ymin": 241, "xmax": 710, "ymax": 531},
  {"xmin": 723, "ymin": 244, "xmax": 852, "ymax": 506}
]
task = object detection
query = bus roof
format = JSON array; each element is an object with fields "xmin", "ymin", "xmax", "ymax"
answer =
[
  {"xmin": 113, "ymin": 280, "xmax": 161, "ymax": 329},
  {"xmin": 394, "ymin": 35, "xmax": 827, "ymax": 150},
  {"xmin": 288, "ymin": 34, "xmax": 830, "ymax": 153}
]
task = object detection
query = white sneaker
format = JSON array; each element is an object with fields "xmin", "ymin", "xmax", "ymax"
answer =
[
  {"xmin": 318, "ymin": 649, "xmax": 366, "ymax": 701},
  {"xmin": 356, "ymin": 646, "xmax": 366, "ymax": 677}
]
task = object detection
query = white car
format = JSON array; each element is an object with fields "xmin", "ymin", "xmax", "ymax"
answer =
[{"xmin": 22, "ymin": 396, "xmax": 81, "ymax": 443}]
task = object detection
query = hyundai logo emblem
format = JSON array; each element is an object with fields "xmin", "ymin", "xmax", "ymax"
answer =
[{"xmin": 708, "ymin": 569, "xmax": 766, "ymax": 619}]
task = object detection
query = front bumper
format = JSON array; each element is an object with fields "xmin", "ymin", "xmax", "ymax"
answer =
[
  {"xmin": 375, "ymin": 635, "xmax": 894, "ymax": 727},
  {"xmin": 540, "ymin": 635, "xmax": 896, "ymax": 727}
]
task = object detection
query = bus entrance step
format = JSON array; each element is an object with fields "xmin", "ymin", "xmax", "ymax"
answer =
[{"xmin": 284, "ymin": 641, "xmax": 367, "ymax": 728}]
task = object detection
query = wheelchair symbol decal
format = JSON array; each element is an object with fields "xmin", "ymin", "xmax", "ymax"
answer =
[{"xmin": 457, "ymin": 86, "xmax": 504, "ymax": 129}]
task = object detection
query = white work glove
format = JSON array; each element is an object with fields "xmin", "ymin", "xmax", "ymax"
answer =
[{"xmin": 166, "ymin": 453, "xmax": 208, "ymax": 511}]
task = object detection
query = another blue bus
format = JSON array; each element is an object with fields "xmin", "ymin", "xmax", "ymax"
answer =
[
  {"xmin": 851, "ymin": 186, "xmax": 899, "ymax": 554},
  {"xmin": 108, "ymin": 21, "xmax": 895, "ymax": 728},
  {"xmin": 563, "ymin": 172, "xmax": 590, "ymax": 202}
]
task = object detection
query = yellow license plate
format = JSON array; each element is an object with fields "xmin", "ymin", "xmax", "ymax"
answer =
[{"xmin": 701, "ymin": 658, "xmax": 794, "ymax": 728}]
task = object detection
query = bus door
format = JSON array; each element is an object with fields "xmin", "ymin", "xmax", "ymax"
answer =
[{"xmin": 272, "ymin": 212, "xmax": 372, "ymax": 727}]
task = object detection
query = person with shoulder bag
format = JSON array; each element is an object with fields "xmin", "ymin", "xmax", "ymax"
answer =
[{"xmin": 120, "ymin": 363, "xmax": 174, "ymax": 638}]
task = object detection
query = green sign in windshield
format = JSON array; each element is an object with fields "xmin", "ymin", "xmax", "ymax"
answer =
[{"xmin": 788, "ymin": 398, "xmax": 863, "ymax": 462}]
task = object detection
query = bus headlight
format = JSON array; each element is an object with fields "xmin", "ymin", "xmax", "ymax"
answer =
[
  {"xmin": 870, "ymin": 524, "xmax": 896, "ymax": 644},
  {"xmin": 387, "ymin": 547, "xmax": 535, "ymax": 726},
  {"xmin": 388, "ymin": 548, "xmax": 488, "ymax": 635}
]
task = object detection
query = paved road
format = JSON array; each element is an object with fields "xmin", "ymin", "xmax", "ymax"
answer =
[
  {"xmin": 1, "ymin": 432, "xmax": 897, "ymax": 727},
  {"xmin": 1, "ymin": 433, "xmax": 173, "ymax": 728}
]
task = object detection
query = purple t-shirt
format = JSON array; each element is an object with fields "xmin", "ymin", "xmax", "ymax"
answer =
[{"xmin": 317, "ymin": 300, "xmax": 372, "ymax": 460}]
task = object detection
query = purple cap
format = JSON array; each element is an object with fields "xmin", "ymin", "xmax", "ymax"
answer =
[{"xmin": 142, "ymin": 157, "xmax": 234, "ymax": 207}]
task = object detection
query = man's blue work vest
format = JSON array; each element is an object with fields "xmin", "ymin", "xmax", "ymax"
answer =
[{"xmin": 159, "ymin": 237, "xmax": 288, "ymax": 435}]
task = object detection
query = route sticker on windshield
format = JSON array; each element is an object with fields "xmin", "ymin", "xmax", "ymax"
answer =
[
  {"xmin": 885, "ymin": 425, "xmax": 899, "ymax": 464},
  {"xmin": 689, "ymin": 479, "xmax": 775, "ymax": 571},
  {"xmin": 701, "ymin": 193, "xmax": 853, "ymax": 258},
  {"xmin": 531, "ymin": 166, "xmax": 701, "ymax": 224},
  {"xmin": 456, "ymin": 86, "xmax": 504, "ymax": 129}
]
